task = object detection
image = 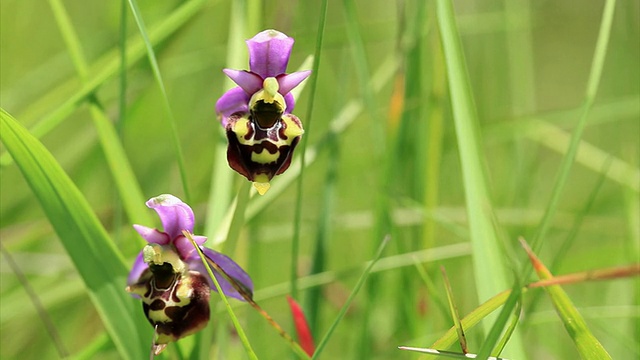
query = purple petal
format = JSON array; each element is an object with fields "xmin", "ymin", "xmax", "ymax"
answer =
[
  {"xmin": 174, "ymin": 234, "xmax": 208, "ymax": 260},
  {"xmin": 216, "ymin": 87, "xmax": 250, "ymax": 127},
  {"xmin": 222, "ymin": 69, "xmax": 263, "ymax": 94},
  {"xmin": 146, "ymin": 194, "xmax": 194, "ymax": 239},
  {"xmin": 188, "ymin": 248, "xmax": 254, "ymax": 301},
  {"xmin": 277, "ymin": 70, "xmax": 311, "ymax": 95},
  {"xmin": 127, "ymin": 251, "xmax": 148, "ymax": 286},
  {"xmin": 133, "ymin": 224, "xmax": 170, "ymax": 245},
  {"xmin": 247, "ymin": 29, "xmax": 294, "ymax": 78},
  {"xmin": 284, "ymin": 92, "xmax": 295, "ymax": 114}
]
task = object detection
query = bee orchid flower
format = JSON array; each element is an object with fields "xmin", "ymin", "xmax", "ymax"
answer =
[
  {"xmin": 215, "ymin": 29, "xmax": 311, "ymax": 195},
  {"xmin": 126, "ymin": 194, "xmax": 253, "ymax": 354}
]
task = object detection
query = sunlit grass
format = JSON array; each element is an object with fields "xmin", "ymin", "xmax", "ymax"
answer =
[{"xmin": 1, "ymin": 0, "xmax": 638, "ymax": 359}]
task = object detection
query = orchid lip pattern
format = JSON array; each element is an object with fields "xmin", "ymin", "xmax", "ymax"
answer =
[
  {"xmin": 215, "ymin": 29, "xmax": 311, "ymax": 195},
  {"xmin": 125, "ymin": 194, "xmax": 253, "ymax": 350}
]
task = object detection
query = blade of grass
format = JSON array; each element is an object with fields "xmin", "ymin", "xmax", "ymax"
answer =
[
  {"xmin": 413, "ymin": 260, "xmax": 449, "ymax": 318},
  {"xmin": 126, "ymin": 0, "xmax": 190, "ymax": 202},
  {"xmin": 436, "ymin": 0, "xmax": 511, "ymax": 304},
  {"xmin": 0, "ymin": 109, "xmax": 148, "ymax": 359},
  {"xmin": 199, "ymin": 2, "xmax": 259, "ymax": 352},
  {"xmin": 519, "ymin": 238, "xmax": 612, "ymax": 359},
  {"xmin": 478, "ymin": 0, "xmax": 617, "ymax": 357},
  {"xmin": 48, "ymin": 0, "xmax": 151, "ymax": 234},
  {"xmin": 185, "ymin": 232, "xmax": 258, "ymax": 360},
  {"xmin": 492, "ymin": 301, "xmax": 521, "ymax": 357},
  {"xmin": 290, "ymin": 0, "xmax": 328, "ymax": 300},
  {"xmin": 440, "ymin": 266, "xmax": 468, "ymax": 354},
  {"xmin": 435, "ymin": 1, "xmax": 524, "ymax": 355},
  {"xmin": 0, "ymin": 243, "xmax": 69, "ymax": 358},
  {"xmin": 312, "ymin": 236, "xmax": 391, "ymax": 359}
]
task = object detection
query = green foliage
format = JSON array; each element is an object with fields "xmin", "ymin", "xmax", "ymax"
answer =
[{"xmin": 1, "ymin": 0, "xmax": 638, "ymax": 359}]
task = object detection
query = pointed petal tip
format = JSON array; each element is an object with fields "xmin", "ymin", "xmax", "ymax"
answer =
[{"xmin": 253, "ymin": 181, "xmax": 271, "ymax": 195}]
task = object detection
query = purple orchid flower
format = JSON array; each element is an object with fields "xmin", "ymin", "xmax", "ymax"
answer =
[
  {"xmin": 215, "ymin": 29, "xmax": 311, "ymax": 194},
  {"xmin": 126, "ymin": 194, "xmax": 253, "ymax": 351}
]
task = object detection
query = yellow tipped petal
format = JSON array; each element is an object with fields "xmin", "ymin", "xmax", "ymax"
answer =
[
  {"xmin": 253, "ymin": 174, "xmax": 271, "ymax": 195},
  {"xmin": 253, "ymin": 182, "xmax": 271, "ymax": 195}
]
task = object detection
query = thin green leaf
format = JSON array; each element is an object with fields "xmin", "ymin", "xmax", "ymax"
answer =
[
  {"xmin": 492, "ymin": 301, "xmax": 521, "ymax": 357},
  {"xmin": 126, "ymin": 0, "xmax": 190, "ymax": 201},
  {"xmin": 520, "ymin": 238, "xmax": 612, "ymax": 359},
  {"xmin": 312, "ymin": 236, "xmax": 391, "ymax": 359},
  {"xmin": 0, "ymin": 109, "xmax": 148, "ymax": 360},
  {"xmin": 291, "ymin": 0, "xmax": 329, "ymax": 300},
  {"xmin": 185, "ymin": 232, "xmax": 258, "ymax": 360},
  {"xmin": 435, "ymin": 0, "xmax": 524, "ymax": 354},
  {"xmin": 440, "ymin": 266, "xmax": 468, "ymax": 354}
]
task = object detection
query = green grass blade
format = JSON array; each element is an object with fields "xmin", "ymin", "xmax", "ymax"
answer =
[
  {"xmin": 0, "ymin": 109, "xmax": 148, "ymax": 360},
  {"xmin": 0, "ymin": 243, "xmax": 69, "ymax": 357},
  {"xmin": 479, "ymin": 0, "xmax": 617, "ymax": 356},
  {"xmin": 290, "ymin": 0, "xmax": 329, "ymax": 300},
  {"xmin": 312, "ymin": 236, "xmax": 390, "ymax": 359},
  {"xmin": 440, "ymin": 266, "xmax": 468, "ymax": 354},
  {"xmin": 435, "ymin": 2, "xmax": 524, "ymax": 354},
  {"xmin": 48, "ymin": 0, "xmax": 152, "ymax": 231},
  {"xmin": 126, "ymin": 0, "xmax": 191, "ymax": 202},
  {"xmin": 436, "ymin": 0, "xmax": 511, "ymax": 302},
  {"xmin": 186, "ymin": 232, "xmax": 258, "ymax": 360},
  {"xmin": 431, "ymin": 290, "xmax": 515, "ymax": 350},
  {"xmin": 520, "ymin": 239, "xmax": 612, "ymax": 359}
]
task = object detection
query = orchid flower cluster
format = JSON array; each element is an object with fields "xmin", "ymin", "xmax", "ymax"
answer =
[
  {"xmin": 127, "ymin": 29, "xmax": 308, "ymax": 354},
  {"xmin": 126, "ymin": 194, "xmax": 253, "ymax": 354},
  {"xmin": 215, "ymin": 29, "xmax": 311, "ymax": 195}
]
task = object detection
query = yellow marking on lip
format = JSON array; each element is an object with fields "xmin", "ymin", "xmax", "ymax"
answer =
[
  {"xmin": 251, "ymin": 148, "xmax": 280, "ymax": 164},
  {"xmin": 233, "ymin": 117, "xmax": 251, "ymax": 140},
  {"xmin": 281, "ymin": 116, "xmax": 304, "ymax": 138}
]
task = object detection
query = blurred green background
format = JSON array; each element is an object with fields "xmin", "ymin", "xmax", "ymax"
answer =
[{"xmin": 1, "ymin": 0, "xmax": 638, "ymax": 359}]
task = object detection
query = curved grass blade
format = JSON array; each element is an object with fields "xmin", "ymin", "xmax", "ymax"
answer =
[
  {"xmin": 312, "ymin": 236, "xmax": 391, "ymax": 359},
  {"xmin": 0, "ymin": 243, "xmax": 69, "ymax": 357},
  {"xmin": 291, "ymin": 0, "xmax": 329, "ymax": 300},
  {"xmin": 440, "ymin": 266, "xmax": 468, "ymax": 354},
  {"xmin": 435, "ymin": 1, "xmax": 524, "ymax": 355},
  {"xmin": 435, "ymin": 0, "xmax": 511, "ymax": 301},
  {"xmin": 125, "ymin": 0, "xmax": 190, "ymax": 201},
  {"xmin": 520, "ymin": 238, "xmax": 612, "ymax": 359},
  {"xmin": 0, "ymin": 109, "xmax": 148, "ymax": 360},
  {"xmin": 184, "ymin": 232, "xmax": 258, "ymax": 360}
]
